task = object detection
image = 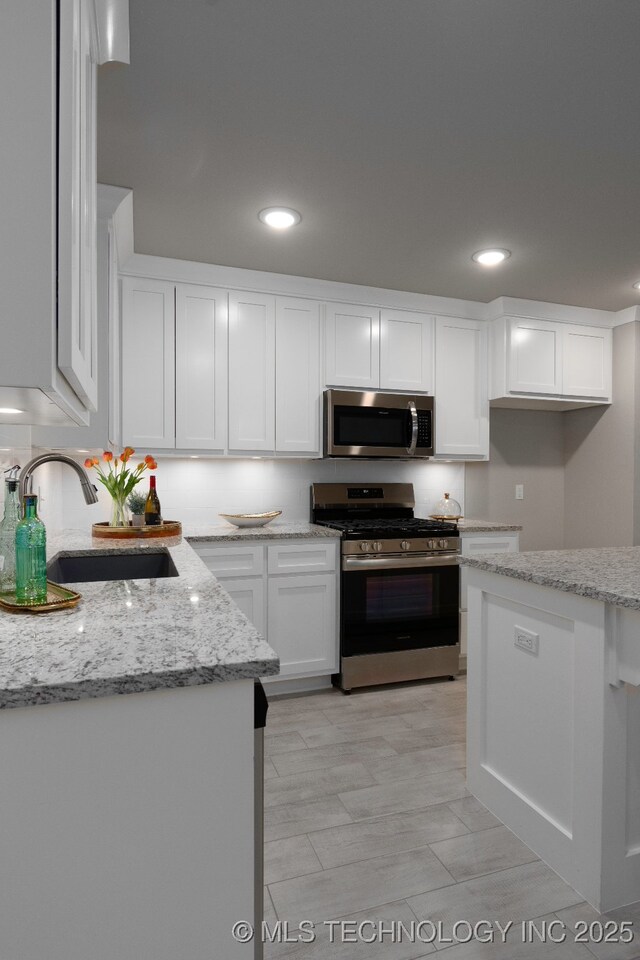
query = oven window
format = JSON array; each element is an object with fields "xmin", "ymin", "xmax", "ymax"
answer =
[
  {"xmin": 342, "ymin": 563, "xmax": 459, "ymax": 655},
  {"xmin": 334, "ymin": 406, "xmax": 411, "ymax": 447},
  {"xmin": 367, "ymin": 573, "xmax": 434, "ymax": 621}
]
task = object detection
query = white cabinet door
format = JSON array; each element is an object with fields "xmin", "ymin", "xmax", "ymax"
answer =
[
  {"xmin": 325, "ymin": 303, "xmax": 380, "ymax": 388},
  {"xmin": 57, "ymin": 0, "xmax": 98, "ymax": 411},
  {"xmin": 228, "ymin": 292, "xmax": 275, "ymax": 452},
  {"xmin": 508, "ymin": 319, "xmax": 562, "ymax": 395},
  {"xmin": 267, "ymin": 574, "xmax": 338, "ymax": 678},
  {"xmin": 121, "ymin": 278, "xmax": 175, "ymax": 449},
  {"xmin": 435, "ymin": 317, "xmax": 489, "ymax": 458},
  {"xmin": 562, "ymin": 325, "xmax": 612, "ymax": 400},
  {"xmin": 275, "ymin": 297, "xmax": 321, "ymax": 455},
  {"xmin": 175, "ymin": 285, "xmax": 228, "ymax": 450},
  {"xmin": 380, "ymin": 310, "xmax": 434, "ymax": 393},
  {"xmin": 219, "ymin": 578, "xmax": 266, "ymax": 637}
]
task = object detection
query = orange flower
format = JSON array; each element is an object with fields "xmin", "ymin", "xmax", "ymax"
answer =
[
  {"xmin": 102, "ymin": 451, "xmax": 113, "ymax": 462},
  {"xmin": 124, "ymin": 447, "xmax": 135, "ymax": 457},
  {"xmin": 120, "ymin": 452, "xmax": 130, "ymax": 463},
  {"xmin": 84, "ymin": 457, "xmax": 94, "ymax": 469},
  {"xmin": 147, "ymin": 458, "xmax": 157, "ymax": 470},
  {"xmin": 144, "ymin": 455, "xmax": 155, "ymax": 466}
]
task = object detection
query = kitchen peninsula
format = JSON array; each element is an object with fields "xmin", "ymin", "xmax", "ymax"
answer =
[
  {"xmin": 462, "ymin": 546, "xmax": 640, "ymax": 912},
  {"xmin": 0, "ymin": 531, "xmax": 279, "ymax": 960}
]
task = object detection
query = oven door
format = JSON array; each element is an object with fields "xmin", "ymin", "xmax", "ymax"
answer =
[
  {"xmin": 341, "ymin": 554, "xmax": 459, "ymax": 656},
  {"xmin": 324, "ymin": 390, "xmax": 433, "ymax": 458}
]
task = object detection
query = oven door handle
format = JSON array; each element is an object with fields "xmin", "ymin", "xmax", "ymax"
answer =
[
  {"xmin": 342, "ymin": 553, "xmax": 460, "ymax": 572},
  {"xmin": 406, "ymin": 401, "xmax": 418, "ymax": 456}
]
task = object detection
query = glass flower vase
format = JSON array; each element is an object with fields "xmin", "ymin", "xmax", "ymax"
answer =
[{"xmin": 109, "ymin": 494, "xmax": 130, "ymax": 528}]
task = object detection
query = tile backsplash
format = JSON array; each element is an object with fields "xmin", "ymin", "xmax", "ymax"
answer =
[{"xmin": 36, "ymin": 456, "xmax": 465, "ymax": 533}]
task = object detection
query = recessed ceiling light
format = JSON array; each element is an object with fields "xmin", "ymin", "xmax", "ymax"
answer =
[
  {"xmin": 0, "ymin": 407, "xmax": 24, "ymax": 415},
  {"xmin": 258, "ymin": 207, "xmax": 301, "ymax": 229},
  {"xmin": 472, "ymin": 248, "xmax": 511, "ymax": 267},
  {"xmin": 633, "ymin": 281, "xmax": 640, "ymax": 291}
]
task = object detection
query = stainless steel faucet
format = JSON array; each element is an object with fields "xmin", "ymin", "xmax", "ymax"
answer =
[{"xmin": 19, "ymin": 454, "xmax": 99, "ymax": 507}]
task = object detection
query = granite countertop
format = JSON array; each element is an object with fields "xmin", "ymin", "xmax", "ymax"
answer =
[
  {"xmin": 184, "ymin": 520, "xmax": 341, "ymax": 541},
  {"xmin": 460, "ymin": 545, "xmax": 640, "ymax": 610},
  {"xmin": 456, "ymin": 520, "xmax": 522, "ymax": 533},
  {"xmin": 0, "ymin": 531, "xmax": 279, "ymax": 710}
]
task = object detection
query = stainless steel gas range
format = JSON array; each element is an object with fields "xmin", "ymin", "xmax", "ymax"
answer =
[{"xmin": 311, "ymin": 482, "xmax": 460, "ymax": 692}]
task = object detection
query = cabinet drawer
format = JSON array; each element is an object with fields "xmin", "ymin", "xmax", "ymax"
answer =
[
  {"xmin": 460, "ymin": 534, "xmax": 519, "ymax": 557},
  {"xmin": 192, "ymin": 544, "xmax": 265, "ymax": 577},
  {"xmin": 267, "ymin": 542, "xmax": 337, "ymax": 575}
]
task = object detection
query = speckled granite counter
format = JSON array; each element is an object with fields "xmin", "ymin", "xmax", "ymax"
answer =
[
  {"xmin": 0, "ymin": 531, "xmax": 279, "ymax": 709},
  {"xmin": 184, "ymin": 520, "xmax": 341, "ymax": 541},
  {"xmin": 461, "ymin": 545, "xmax": 640, "ymax": 610},
  {"xmin": 456, "ymin": 520, "xmax": 522, "ymax": 533}
]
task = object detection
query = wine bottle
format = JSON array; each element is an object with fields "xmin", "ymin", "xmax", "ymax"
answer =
[
  {"xmin": 0, "ymin": 476, "xmax": 22, "ymax": 594},
  {"xmin": 15, "ymin": 494, "xmax": 47, "ymax": 604},
  {"xmin": 144, "ymin": 475, "xmax": 162, "ymax": 526}
]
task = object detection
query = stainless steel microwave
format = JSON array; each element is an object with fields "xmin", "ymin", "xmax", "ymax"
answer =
[{"xmin": 324, "ymin": 390, "xmax": 434, "ymax": 458}]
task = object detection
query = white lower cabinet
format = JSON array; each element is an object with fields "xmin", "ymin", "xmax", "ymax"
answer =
[
  {"xmin": 459, "ymin": 531, "xmax": 520, "ymax": 659},
  {"xmin": 220, "ymin": 577, "xmax": 266, "ymax": 637},
  {"xmin": 268, "ymin": 574, "xmax": 337, "ymax": 678},
  {"xmin": 192, "ymin": 539, "xmax": 339, "ymax": 682}
]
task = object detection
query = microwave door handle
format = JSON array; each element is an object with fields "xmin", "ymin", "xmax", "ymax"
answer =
[{"xmin": 406, "ymin": 401, "xmax": 418, "ymax": 455}]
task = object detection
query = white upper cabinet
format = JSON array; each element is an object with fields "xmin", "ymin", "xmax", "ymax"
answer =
[
  {"xmin": 228, "ymin": 291, "xmax": 276, "ymax": 452},
  {"xmin": 0, "ymin": 0, "xmax": 127, "ymax": 427},
  {"xmin": 562, "ymin": 324, "xmax": 612, "ymax": 400},
  {"xmin": 491, "ymin": 316, "xmax": 612, "ymax": 407},
  {"xmin": 57, "ymin": 0, "xmax": 98, "ymax": 412},
  {"xmin": 435, "ymin": 317, "xmax": 489, "ymax": 459},
  {"xmin": 121, "ymin": 278, "xmax": 176, "ymax": 449},
  {"xmin": 325, "ymin": 303, "xmax": 380, "ymax": 388},
  {"xmin": 325, "ymin": 304, "xmax": 434, "ymax": 393},
  {"xmin": 275, "ymin": 297, "xmax": 321, "ymax": 455},
  {"xmin": 175, "ymin": 285, "xmax": 228, "ymax": 450},
  {"xmin": 508, "ymin": 319, "xmax": 562, "ymax": 395},
  {"xmin": 380, "ymin": 310, "xmax": 434, "ymax": 393}
]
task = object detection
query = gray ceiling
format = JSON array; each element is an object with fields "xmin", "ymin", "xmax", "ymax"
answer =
[{"xmin": 98, "ymin": 0, "xmax": 640, "ymax": 311}]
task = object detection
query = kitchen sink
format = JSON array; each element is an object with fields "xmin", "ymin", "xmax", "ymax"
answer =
[{"xmin": 47, "ymin": 549, "xmax": 179, "ymax": 584}]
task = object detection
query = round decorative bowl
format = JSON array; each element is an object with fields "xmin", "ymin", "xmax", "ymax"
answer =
[{"xmin": 219, "ymin": 511, "xmax": 282, "ymax": 528}]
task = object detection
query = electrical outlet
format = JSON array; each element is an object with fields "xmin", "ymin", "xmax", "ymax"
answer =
[
  {"xmin": 515, "ymin": 626, "xmax": 539, "ymax": 655},
  {"xmin": 515, "ymin": 484, "xmax": 524, "ymax": 500}
]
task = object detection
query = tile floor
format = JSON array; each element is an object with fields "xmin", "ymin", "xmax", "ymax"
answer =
[{"xmin": 263, "ymin": 677, "xmax": 640, "ymax": 959}]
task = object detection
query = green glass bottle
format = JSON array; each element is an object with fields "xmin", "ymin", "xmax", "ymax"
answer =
[
  {"xmin": 15, "ymin": 494, "xmax": 47, "ymax": 604},
  {"xmin": 0, "ymin": 478, "xmax": 21, "ymax": 594}
]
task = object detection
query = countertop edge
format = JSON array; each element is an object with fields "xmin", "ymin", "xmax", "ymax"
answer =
[{"xmin": 461, "ymin": 554, "xmax": 640, "ymax": 611}]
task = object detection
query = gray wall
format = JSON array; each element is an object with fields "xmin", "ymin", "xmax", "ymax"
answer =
[
  {"xmin": 465, "ymin": 408, "xmax": 566, "ymax": 551},
  {"xmin": 563, "ymin": 321, "xmax": 640, "ymax": 548}
]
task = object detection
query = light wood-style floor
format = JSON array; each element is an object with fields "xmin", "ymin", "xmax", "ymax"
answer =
[{"xmin": 263, "ymin": 677, "xmax": 640, "ymax": 959}]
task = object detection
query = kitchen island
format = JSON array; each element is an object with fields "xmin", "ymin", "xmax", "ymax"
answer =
[
  {"xmin": 0, "ymin": 530, "xmax": 278, "ymax": 960},
  {"xmin": 462, "ymin": 547, "xmax": 640, "ymax": 912}
]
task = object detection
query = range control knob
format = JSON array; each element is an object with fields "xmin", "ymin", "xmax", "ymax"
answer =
[
  {"xmin": 428, "ymin": 539, "xmax": 437, "ymax": 550},
  {"xmin": 372, "ymin": 541, "xmax": 383, "ymax": 552},
  {"xmin": 360, "ymin": 541, "xmax": 371, "ymax": 552},
  {"xmin": 439, "ymin": 539, "xmax": 449, "ymax": 549},
  {"xmin": 400, "ymin": 540, "xmax": 411, "ymax": 551}
]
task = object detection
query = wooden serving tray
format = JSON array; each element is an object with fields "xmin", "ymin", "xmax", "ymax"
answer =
[
  {"xmin": 0, "ymin": 581, "xmax": 82, "ymax": 614},
  {"xmin": 92, "ymin": 521, "xmax": 182, "ymax": 540}
]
